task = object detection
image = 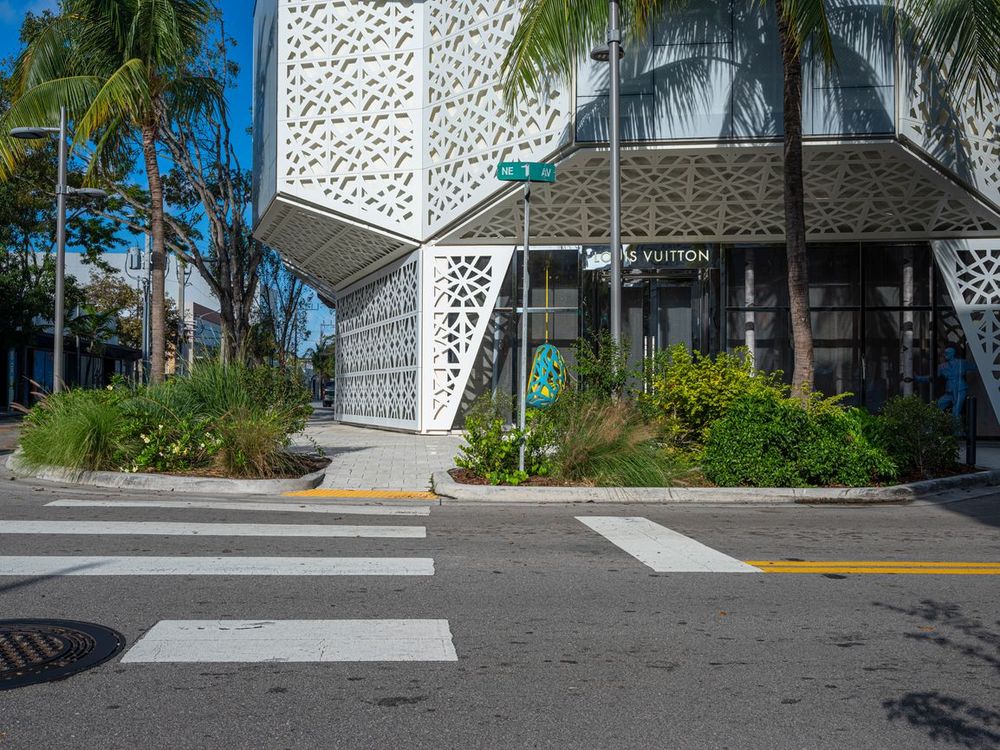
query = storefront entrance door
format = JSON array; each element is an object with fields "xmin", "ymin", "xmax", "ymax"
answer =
[{"xmin": 651, "ymin": 284, "xmax": 694, "ymax": 352}]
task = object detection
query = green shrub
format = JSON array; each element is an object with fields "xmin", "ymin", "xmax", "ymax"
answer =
[
  {"xmin": 547, "ymin": 395, "xmax": 681, "ymax": 487},
  {"xmin": 19, "ymin": 361, "xmax": 313, "ymax": 479},
  {"xmin": 643, "ymin": 345, "xmax": 786, "ymax": 450},
  {"xmin": 19, "ymin": 387, "xmax": 125, "ymax": 472},
  {"xmin": 572, "ymin": 332, "xmax": 635, "ymax": 400},
  {"xmin": 703, "ymin": 391, "xmax": 897, "ymax": 488},
  {"xmin": 876, "ymin": 396, "xmax": 958, "ymax": 478},
  {"xmin": 455, "ymin": 394, "xmax": 552, "ymax": 485}
]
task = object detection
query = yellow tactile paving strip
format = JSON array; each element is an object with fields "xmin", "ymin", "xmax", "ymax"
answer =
[
  {"xmin": 747, "ymin": 560, "xmax": 1000, "ymax": 575},
  {"xmin": 283, "ymin": 489, "xmax": 438, "ymax": 500}
]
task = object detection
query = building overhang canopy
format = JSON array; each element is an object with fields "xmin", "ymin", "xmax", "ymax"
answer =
[
  {"xmin": 441, "ymin": 140, "xmax": 1000, "ymax": 246},
  {"xmin": 254, "ymin": 196, "xmax": 417, "ymax": 296}
]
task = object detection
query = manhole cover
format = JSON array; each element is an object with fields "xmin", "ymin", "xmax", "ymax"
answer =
[{"xmin": 0, "ymin": 620, "xmax": 125, "ymax": 691}]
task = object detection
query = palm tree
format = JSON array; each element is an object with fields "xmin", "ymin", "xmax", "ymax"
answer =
[
  {"xmin": 0, "ymin": 0, "xmax": 218, "ymax": 384},
  {"xmin": 501, "ymin": 0, "xmax": 1000, "ymax": 397}
]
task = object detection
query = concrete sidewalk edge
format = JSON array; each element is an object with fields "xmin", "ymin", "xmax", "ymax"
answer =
[
  {"xmin": 4, "ymin": 452, "xmax": 326, "ymax": 496},
  {"xmin": 431, "ymin": 468, "xmax": 1000, "ymax": 505}
]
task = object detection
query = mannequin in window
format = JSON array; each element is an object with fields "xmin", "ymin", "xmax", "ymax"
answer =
[{"xmin": 916, "ymin": 346, "xmax": 977, "ymax": 419}]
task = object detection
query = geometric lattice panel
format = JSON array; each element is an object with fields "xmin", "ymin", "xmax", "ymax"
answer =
[
  {"xmin": 422, "ymin": 247, "xmax": 513, "ymax": 432},
  {"xmin": 279, "ymin": 1, "xmax": 424, "ymax": 238},
  {"xmin": 899, "ymin": 50, "xmax": 1000, "ymax": 212},
  {"xmin": 424, "ymin": 0, "xmax": 571, "ymax": 235},
  {"xmin": 934, "ymin": 240, "xmax": 1000, "ymax": 425},
  {"xmin": 336, "ymin": 252, "xmax": 421, "ymax": 430},
  {"xmin": 447, "ymin": 142, "xmax": 1000, "ymax": 245}
]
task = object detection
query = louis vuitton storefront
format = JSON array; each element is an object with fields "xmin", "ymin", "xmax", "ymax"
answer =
[{"xmin": 482, "ymin": 241, "xmax": 997, "ymax": 435}]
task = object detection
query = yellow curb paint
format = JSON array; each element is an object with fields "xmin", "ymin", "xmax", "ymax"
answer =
[
  {"xmin": 746, "ymin": 560, "xmax": 1000, "ymax": 575},
  {"xmin": 282, "ymin": 489, "xmax": 438, "ymax": 501}
]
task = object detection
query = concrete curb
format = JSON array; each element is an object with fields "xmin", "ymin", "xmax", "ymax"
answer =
[
  {"xmin": 4, "ymin": 452, "xmax": 326, "ymax": 496},
  {"xmin": 431, "ymin": 469, "xmax": 1000, "ymax": 505}
]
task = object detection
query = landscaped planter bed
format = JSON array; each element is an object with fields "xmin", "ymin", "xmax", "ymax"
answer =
[{"xmin": 434, "ymin": 467, "xmax": 1000, "ymax": 504}]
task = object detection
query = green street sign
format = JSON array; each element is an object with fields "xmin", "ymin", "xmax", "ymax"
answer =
[{"xmin": 496, "ymin": 161, "xmax": 557, "ymax": 184}]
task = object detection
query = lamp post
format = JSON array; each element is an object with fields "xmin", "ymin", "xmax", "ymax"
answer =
[
  {"xmin": 11, "ymin": 106, "xmax": 107, "ymax": 394},
  {"xmin": 176, "ymin": 260, "xmax": 192, "ymax": 375},
  {"xmin": 591, "ymin": 0, "xmax": 625, "ymax": 346}
]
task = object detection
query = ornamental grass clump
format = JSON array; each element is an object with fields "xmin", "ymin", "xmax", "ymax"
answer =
[
  {"xmin": 19, "ymin": 386, "xmax": 125, "ymax": 472},
  {"xmin": 17, "ymin": 362, "xmax": 314, "ymax": 479},
  {"xmin": 547, "ymin": 396, "xmax": 682, "ymax": 487}
]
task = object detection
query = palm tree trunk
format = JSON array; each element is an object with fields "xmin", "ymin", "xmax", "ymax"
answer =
[
  {"xmin": 776, "ymin": 0, "xmax": 814, "ymax": 398},
  {"xmin": 142, "ymin": 123, "xmax": 167, "ymax": 384}
]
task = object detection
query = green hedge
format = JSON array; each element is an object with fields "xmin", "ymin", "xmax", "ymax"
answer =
[{"xmin": 702, "ymin": 391, "xmax": 897, "ymax": 488}]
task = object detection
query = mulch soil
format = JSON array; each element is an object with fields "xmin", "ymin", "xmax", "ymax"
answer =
[
  {"xmin": 146, "ymin": 454, "xmax": 329, "ymax": 480},
  {"xmin": 449, "ymin": 464, "xmax": 984, "ymax": 489}
]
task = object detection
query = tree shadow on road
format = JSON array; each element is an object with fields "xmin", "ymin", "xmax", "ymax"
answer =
[
  {"xmin": 883, "ymin": 692, "xmax": 1000, "ymax": 749},
  {"xmin": 876, "ymin": 599, "xmax": 1000, "ymax": 749}
]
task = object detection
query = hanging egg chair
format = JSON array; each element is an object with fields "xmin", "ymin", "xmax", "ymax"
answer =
[{"xmin": 526, "ymin": 343, "xmax": 567, "ymax": 408}]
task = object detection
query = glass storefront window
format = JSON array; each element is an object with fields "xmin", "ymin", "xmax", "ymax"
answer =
[
  {"xmin": 528, "ymin": 248, "xmax": 579, "ymax": 309},
  {"xmin": 809, "ymin": 244, "xmax": 860, "ymax": 307},
  {"xmin": 723, "ymin": 240, "xmax": 997, "ymax": 435},
  {"xmin": 864, "ymin": 243, "xmax": 931, "ymax": 307}
]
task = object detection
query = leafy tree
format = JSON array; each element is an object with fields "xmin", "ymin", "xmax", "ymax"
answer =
[
  {"xmin": 310, "ymin": 336, "xmax": 336, "ymax": 384},
  {"xmin": 501, "ymin": 0, "xmax": 1000, "ymax": 398},
  {"xmin": 82, "ymin": 269, "xmax": 143, "ymax": 349},
  {"xmin": 253, "ymin": 249, "xmax": 313, "ymax": 369},
  {"xmin": 0, "ymin": 0, "xmax": 220, "ymax": 385}
]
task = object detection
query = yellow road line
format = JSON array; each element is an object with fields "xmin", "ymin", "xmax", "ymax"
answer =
[
  {"xmin": 746, "ymin": 560, "xmax": 1000, "ymax": 575},
  {"xmin": 282, "ymin": 489, "xmax": 438, "ymax": 500}
]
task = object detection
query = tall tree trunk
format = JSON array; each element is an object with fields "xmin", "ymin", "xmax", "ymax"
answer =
[
  {"xmin": 776, "ymin": 0, "xmax": 814, "ymax": 399},
  {"xmin": 142, "ymin": 123, "xmax": 167, "ymax": 384}
]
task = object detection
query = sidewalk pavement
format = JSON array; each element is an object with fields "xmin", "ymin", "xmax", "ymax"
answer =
[
  {"xmin": 298, "ymin": 412, "xmax": 462, "ymax": 491},
  {"xmin": 964, "ymin": 442, "xmax": 1000, "ymax": 469}
]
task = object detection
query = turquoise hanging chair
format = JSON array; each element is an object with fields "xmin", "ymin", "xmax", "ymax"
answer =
[{"xmin": 526, "ymin": 343, "xmax": 567, "ymax": 408}]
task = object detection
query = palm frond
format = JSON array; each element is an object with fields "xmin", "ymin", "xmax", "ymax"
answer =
[
  {"xmin": 0, "ymin": 76, "xmax": 104, "ymax": 180},
  {"xmin": 896, "ymin": 0, "xmax": 1000, "ymax": 109},
  {"xmin": 74, "ymin": 59, "xmax": 152, "ymax": 142},
  {"xmin": 500, "ymin": 0, "xmax": 610, "ymax": 108},
  {"xmin": 13, "ymin": 13, "xmax": 80, "ymax": 96},
  {"xmin": 163, "ymin": 74, "xmax": 223, "ymax": 125}
]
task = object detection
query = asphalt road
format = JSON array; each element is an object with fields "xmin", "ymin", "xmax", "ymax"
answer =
[{"xmin": 0, "ymin": 477, "xmax": 998, "ymax": 749}]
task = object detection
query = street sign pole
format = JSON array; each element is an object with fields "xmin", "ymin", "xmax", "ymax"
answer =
[
  {"xmin": 518, "ymin": 183, "xmax": 531, "ymax": 473},
  {"xmin": 495, "ymin": 161, "xmax": 555, "ymax": 474}
]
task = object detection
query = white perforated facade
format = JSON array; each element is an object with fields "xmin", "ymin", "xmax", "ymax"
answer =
[{"xmin": 254, "ymin": 0, "xmax": 1000, "ymax": 432}]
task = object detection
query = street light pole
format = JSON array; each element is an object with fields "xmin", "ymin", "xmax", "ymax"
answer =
[
  {"xmin": 11, "ymin": 108, "xmax": 107, "ymax": 394},
  {"xmin": 607, "ymin": 0, "xmax": 623, "ymax": 346},
  {"xmin": 53, "ymin": 106, "xmax": 68, "ymax": 393}
]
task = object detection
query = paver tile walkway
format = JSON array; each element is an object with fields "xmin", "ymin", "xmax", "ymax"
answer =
[{"xmin": 297, "ymin": 411, "xmax": 461, "ymax": 491}]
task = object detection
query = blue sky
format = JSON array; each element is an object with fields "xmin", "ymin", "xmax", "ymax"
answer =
[{"xmin": 0, "ymin": 1, "xmax": 334, "ymax": 351}]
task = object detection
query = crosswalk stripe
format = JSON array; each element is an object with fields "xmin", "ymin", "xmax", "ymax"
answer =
[
  {"xmin": 0, "ymin": 520, "xmax": 425, "ymax": 538},
  {"xmin": 47, "ymin": 499, "xmax": 431, "ymax": 517},
  {"xmin": 121, "ymin": 619, "xmax": 458, "ymax": 663},
  {"xmin": 0, "ymin": 556, "xmax": 434, "ymax": 576},
  {"xmin": 578, "ymin": 517, "xmax": 761, "ymax": 573}
]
